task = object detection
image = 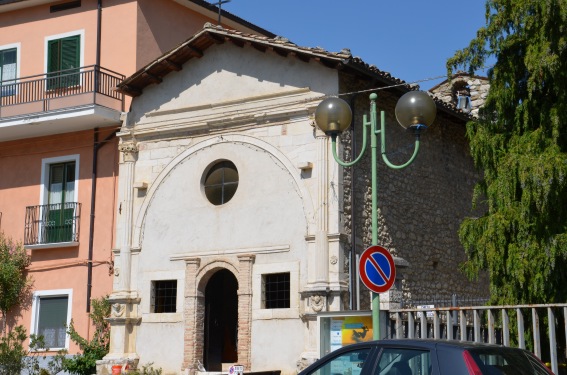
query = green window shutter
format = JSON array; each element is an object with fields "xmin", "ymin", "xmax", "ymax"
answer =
[
  {"xmin": 47, "ymin": 39, "xmax": 61, "ymax": 74},
  {"xmin": 60, "ymin": 35, "xmax": 80, "ymax": 70},
  {"xmin": 47, "ymin": 39, "xmax": 61, "ymax": 89},
  {"xmin": 47, "ymin": 35, "xmax": 80, "ymax": 89}
]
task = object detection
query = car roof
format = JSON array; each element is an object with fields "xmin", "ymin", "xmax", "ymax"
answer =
[{"xmin": 373, "ymin": 339, "xmax": 521, "ymax": 350}]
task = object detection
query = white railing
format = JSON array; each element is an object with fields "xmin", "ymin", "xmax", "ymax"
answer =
[{"xmin": 389, "ymin": 304, "xmax": 567, "ymax": 374}]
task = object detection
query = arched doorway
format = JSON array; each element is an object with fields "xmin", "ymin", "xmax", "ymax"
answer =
[{"xmin": 204, "ymin": 269, "xmax": 238, "ymax": 371}]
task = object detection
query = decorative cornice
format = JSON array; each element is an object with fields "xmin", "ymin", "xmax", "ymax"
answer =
[{"xmin": 171, "ymin": 245, "xmax": 288, "ymax": 261}]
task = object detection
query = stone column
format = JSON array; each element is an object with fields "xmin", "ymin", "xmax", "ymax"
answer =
[
  {"xmin": 98, "ymin": 141, "xmax": 140, "ymax": 374},
  {"xmin": 236, "ymin": 254, "xmax": 255, "ymax": 371}
]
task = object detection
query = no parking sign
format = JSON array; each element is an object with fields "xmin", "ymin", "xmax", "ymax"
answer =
[
  {"xmin": 228, "ymin": 365, "xmax": 244, "ymax": 375},
  {"xmin": 359, "ymin": 245, "xmax": 396, "ymax": 294}
]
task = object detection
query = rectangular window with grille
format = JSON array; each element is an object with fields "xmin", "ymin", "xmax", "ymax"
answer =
[
  {"xmin": 263, "ymin": 272, "xmax": 290, "ymax": 309},
  {"xmin": 152, "ymin": 280, "xmax": 177, "ymax": 313}
]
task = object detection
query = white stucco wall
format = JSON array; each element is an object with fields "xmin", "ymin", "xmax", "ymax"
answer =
[{"xmin": 141, "ymin": 140, "xmax": 308, "ymax": 260}]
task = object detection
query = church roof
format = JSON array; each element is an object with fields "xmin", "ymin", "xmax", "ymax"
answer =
[
  {"xmin": 117, "ymin": 24, "xmax": 471, "ymax": 121},
  {"xmin": 117, "ymin": 24, "xmax": 407, "ymax": 97}
]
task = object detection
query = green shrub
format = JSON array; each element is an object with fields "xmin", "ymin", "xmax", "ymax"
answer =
[
  {"xmin": 52, "ymin": 296, "xmax": 111, "ymax": 375},
  {"xmin": 0, "ymin": 326, "xmax": 48, "ymax": 375},
  {"xmin": 0, "ymin": 232, "xmax": 32, "ymax": 335}
]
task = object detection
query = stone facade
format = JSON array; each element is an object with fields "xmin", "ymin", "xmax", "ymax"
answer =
[{"xmin": 339, "ymin": 73, "xmax": 490, "ymax": 310}]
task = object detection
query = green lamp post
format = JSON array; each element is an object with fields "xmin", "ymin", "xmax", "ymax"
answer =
[{"xmin": 314, "ymin": 90, "xmax": 437, "ymax": 340}]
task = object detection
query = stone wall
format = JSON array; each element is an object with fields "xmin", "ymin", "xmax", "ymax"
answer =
[
  {"xmin": 430, "ymin": 73, "xmax": 490, "ymax": 117},
  {"xmin": 339, "ymin": 73, "xmax": 490, "ymax": 309}
]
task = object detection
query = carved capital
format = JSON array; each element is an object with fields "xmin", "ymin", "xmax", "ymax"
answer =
[
  {"xmin": 237, "ymin": 254, "xmax": 256, "ymax": 263},
  {"xmin": 119, "ymin": 142, "xmax": 138, "ymax": 162}
]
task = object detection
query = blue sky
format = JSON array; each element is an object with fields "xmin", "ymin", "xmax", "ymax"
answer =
[{"xmin": 218, "ymin": 0, "xmax": 492, "ymax": 90}]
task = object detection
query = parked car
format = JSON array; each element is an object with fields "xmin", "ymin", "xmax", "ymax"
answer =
[{"xmin": 298, "ymin": 339, "xmax": 554, "ymax": 375}]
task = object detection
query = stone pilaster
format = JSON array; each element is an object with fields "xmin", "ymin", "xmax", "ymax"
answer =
[
  {"xmin": 236, "ymin": 254, "xmax": 255, "ymax": 371},
  {"xmin": 310, "ymin": 129, "xmax": 330, "ymax": 290},
  {"xmin": 98, "ymin": 141, "xmax": 140, "ymax": 375},
  {"xmin": 116, "ymin": 141, "xmax": 138, "ymax": 292},
  {"xmin": 182, "ymin": 258, "xmax": 202, "ymax": 374}
]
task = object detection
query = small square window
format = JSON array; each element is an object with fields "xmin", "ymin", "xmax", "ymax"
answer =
[
  {"xmin": 152, "ymin": 280, "xmax": 177, "ymax": 313},
  {"xmin": 262, "ymin": 273, "xmax": 290, "ymax": 309}
]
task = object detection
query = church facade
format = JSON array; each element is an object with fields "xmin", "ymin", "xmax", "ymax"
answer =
[{"xmin": 101, "ymin": 25, "xmax": 489, "ymax": 375}]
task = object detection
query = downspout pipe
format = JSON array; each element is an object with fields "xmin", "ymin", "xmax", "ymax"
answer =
[
  {"xmin": 95, "ymin": 0, "xmax": 102, "ymax": 92},
  {"xmin": 96, "ymin": 0, "xmax": 102, "ymax": 67},
  {"xmin": 86, "ymin": 0, "xmax": 104, "ymax": 314},
  {"xmin": 87, "ymin": 128, "xmax": 117, "ymax": 312}
]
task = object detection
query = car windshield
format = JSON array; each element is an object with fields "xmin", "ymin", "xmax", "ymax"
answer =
[{"xmin": 469, "ymin": 348, "xmax": 551, "ymax": 375}]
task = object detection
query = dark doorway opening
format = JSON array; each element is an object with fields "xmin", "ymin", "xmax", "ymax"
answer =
[{"xmin": 204, "ymin": 269, "xmax": 238, "ymax": 371}]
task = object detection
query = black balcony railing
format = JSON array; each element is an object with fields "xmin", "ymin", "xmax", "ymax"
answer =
[
  {"xmin": 24, "ymin": 202, "xmax": 81, "ymax": 246},
  {"xmin": 0, "ymin": 65, "xmax": 125, "ymax": 118}
]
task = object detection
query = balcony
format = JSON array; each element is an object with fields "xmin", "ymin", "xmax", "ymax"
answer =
[
  {"xmin": 0, "ymin": 65, "xmax": 125, "ymax": 142},
  {"xmin": 24, "ymin": 202, "xmax": 81, "ymax": 248}
]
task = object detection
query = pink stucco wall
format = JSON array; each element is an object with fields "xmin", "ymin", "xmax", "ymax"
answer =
[
  {"xmin": 0, "ymin": 0, "xmax": 260, "ymax": 355},
  {"xmin": 0, "ymin": 128, "xmax": 118, "ymax": 354},
  {"xmin": 0, "ymin": 0, "xmax": 226, "ymax": 80}
]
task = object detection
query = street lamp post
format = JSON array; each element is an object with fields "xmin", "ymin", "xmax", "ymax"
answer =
[{"xmin": 314, "ymin": 90, "xmax": 436, "ymax": 340}]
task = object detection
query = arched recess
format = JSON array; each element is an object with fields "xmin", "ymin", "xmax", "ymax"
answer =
[
  {"xmin": 182, "ymin": 256, "xmax": 254, "ymax": 374},
  {"xmin": 131, "ymin": 134, "xmax": 316, "ymax": 249}
]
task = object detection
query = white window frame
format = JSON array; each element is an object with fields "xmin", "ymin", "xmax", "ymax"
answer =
[
  {"xmin": 30, "ymin": 289, "xmax": 73, "ymax": 351},
  {"xmin": 35, "ymin": 154, "xmax": 80, "ymax": 247},
  {"xmin": 40, "ymin": 154, "xmax": 80, "ymax": 205},
  {"xmin": 253, "ymin": 261, "xmax": 299, "ymax": 320},
  {"xmin": 143, "ymin": 270, "xmax": 184, "ymax": 323},
  {"xmin": 0, "ymin": 42, "xmax": 21, "ymax": 96},
  {"xmin": 44, "ymin": 30, "xmax": 85, "ymax": 84}
]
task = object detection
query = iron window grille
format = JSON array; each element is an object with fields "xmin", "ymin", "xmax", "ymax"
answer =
[
  {"xmin": 263, "ymin": 273, "xmax": 290, "ymax": 309},
  {"xmin": 152, "ymin": 280, "xmax": 177, "ymax": 313}
]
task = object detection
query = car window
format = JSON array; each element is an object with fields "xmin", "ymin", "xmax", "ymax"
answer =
[
  {"xmin": 469, "ymin": 348, "xmax": 551, "ymax": 375},
  {"xmin": 525, "ymin": 353, "xmax": 553, "ymax": 375},
  {"xmin": 376, "ymin": 348, "xmax": 431, "ymax": 375},
  {"xmin": 306, "ymin": 348, "xmax": 372, "ymax": 375}
]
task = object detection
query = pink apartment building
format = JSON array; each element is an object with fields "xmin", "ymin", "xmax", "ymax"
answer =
[{"xmin": 0, "ymin": 0, "xmax": 271, "ymax": 358}]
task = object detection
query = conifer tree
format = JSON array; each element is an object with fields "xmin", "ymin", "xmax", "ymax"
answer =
[{"xmin": 448, "ymin": 0, "xmax": 567, "ymax": 304}]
